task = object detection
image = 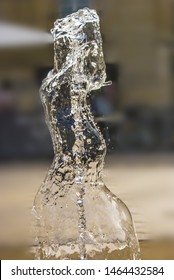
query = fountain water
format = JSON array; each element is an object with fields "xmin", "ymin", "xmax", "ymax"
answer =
[{"xmin": 33, "ymin": 8, "xmax": 140, "ymax": 260}]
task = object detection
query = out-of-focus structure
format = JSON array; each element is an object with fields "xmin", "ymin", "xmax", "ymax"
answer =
[
  {"xmin": 1, "ymin": 0, "xmax": 174, "ymax": 158},
  {"xmin": 94, "ymin": 0, "xmax": 173, "ymax": 108}
]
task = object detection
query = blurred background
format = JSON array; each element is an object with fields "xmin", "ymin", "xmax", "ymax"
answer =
[{"xmin": 1, "ymin": 0, "xmax": 174, "ymax": 259}]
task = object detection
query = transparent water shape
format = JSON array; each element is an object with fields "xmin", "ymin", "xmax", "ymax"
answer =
[{"xmin": 33, "ymin": 8, "xmax": 140, "ymax": 260}]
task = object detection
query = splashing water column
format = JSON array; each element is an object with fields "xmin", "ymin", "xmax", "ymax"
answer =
[{"xmin": 33, "ymin": 8, "xmax": 140, "ymax": 260}]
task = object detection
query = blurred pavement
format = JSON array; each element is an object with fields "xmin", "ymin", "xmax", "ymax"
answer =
[{"xmin": 1, "ymin": 154, "xmax": 174, "ymax": 243}]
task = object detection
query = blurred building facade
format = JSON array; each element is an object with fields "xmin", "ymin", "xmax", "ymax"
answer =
[
  {"xmin": 1, "ymin": 0, "xmax": 174, "ymax": 107},
  {"xmin": 93, "ymin": 0, "xmax": 174, "ymax": 109},
  {"xmin": 1, "ymin": 0, "xmax": 174, "ymax": 158},
  {"xmin": 0, "ymin": 0, "xmax": 58, "ymax": 30}
]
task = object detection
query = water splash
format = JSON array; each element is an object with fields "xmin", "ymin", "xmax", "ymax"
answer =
[{"xmin": 32, "ymin": 8, "xmax": 140, "ymax": 260}]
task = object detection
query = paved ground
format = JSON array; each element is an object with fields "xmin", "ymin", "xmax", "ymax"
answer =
[
  {"xmin": 104, "ymin": 154, "xmax": 174, "ymax": 240},
  {"xmin": 0, "ymin": 153, "xmax": 174, "ymax": 258}
]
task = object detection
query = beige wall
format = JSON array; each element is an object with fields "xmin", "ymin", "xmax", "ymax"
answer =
[
  {"xmin": 93, "ymin": 0, "xmax": 174, "ymax": 108},
  {"xmin": 0, "ymin": 0, "xmax": 58, "ymax": 30}
]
